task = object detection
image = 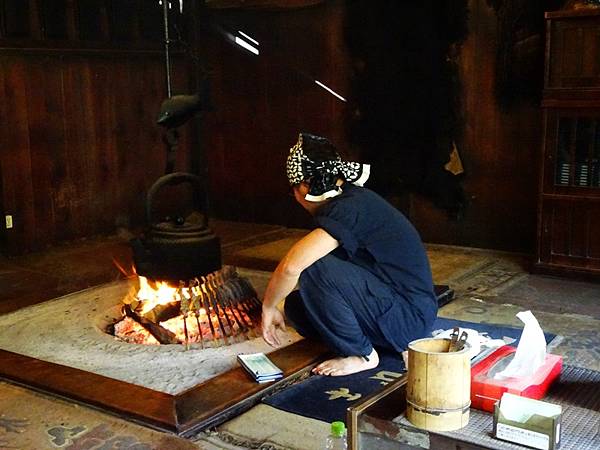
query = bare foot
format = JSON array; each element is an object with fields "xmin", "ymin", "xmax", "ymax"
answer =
[{"xmin": 312, "ymin": 348, "xmax": 379, "ymax": 376}]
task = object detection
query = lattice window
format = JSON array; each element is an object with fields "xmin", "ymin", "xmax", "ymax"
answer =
[{"xmin": 555, "ymin": 116, "xmax": 600, "ymax": 188}]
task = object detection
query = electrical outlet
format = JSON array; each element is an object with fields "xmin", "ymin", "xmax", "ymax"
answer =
[{"xmin": 5, "ymin": 215, "xmax": 13, "ymax": 229}]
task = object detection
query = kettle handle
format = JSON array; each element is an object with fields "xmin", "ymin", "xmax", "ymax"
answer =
[{"xmin": 146, "ymin": 172, "xmax": 207, "ymax": 227}]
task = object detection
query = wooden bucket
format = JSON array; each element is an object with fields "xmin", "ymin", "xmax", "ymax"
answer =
[{"xmin": 406, "ymin": 337, "xmax": 471, "ymax": 431}]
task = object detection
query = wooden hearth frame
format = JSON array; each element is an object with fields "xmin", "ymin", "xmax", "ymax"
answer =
[{"xmin": 0, "ymin": 339, "xmax": 328, "ymax": 436}]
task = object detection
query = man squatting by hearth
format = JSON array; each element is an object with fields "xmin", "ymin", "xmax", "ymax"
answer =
[{"xmin": 261, "ymin": 133, "xmax": 438, "ymax": 376}]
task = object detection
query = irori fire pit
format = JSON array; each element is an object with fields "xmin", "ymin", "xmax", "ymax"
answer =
[
  {"xmin": 0, "ymin": 268, "xmax": 326, "ymax": 435},
  {"xmin": 111, "ymin": 266, "xmax": 262, "ymax": 347}
]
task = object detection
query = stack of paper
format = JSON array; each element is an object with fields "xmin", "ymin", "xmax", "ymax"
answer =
[{"xmin": 237, "ymin": 352, "xmax": 283, "ymax": 383}]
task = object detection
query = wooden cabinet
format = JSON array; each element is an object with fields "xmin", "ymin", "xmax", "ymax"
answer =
[{"xmin": 536, "ymin": 8, "xmax": 600, "ymax": 278}]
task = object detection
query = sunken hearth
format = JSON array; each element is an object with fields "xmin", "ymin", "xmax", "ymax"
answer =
[
  {"xmin": 0, "ymin": 268, "xmax": 328, "ymax": 435},
  {"xmin": 112, "ymin": 266, "xmax": 263, "ymax": 347}
]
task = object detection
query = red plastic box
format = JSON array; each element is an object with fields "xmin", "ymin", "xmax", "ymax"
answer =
[{"xmin": 471, "ymin": 345, "xmax": 563, "ymax": 412}]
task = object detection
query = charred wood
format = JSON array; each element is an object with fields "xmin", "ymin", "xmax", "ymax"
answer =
[{"xmin": 124, "ymin": 306, "xmax": 179, "ymax": 344}]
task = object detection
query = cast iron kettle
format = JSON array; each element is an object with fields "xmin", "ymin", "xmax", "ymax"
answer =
[{"xmin": 131, "ymin": 172, "xmax": 221, "ymax": 282}]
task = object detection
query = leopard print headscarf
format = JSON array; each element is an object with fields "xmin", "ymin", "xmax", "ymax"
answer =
[{"xmin": 286, "ymin": 133, "xmax": 370, "ymax": 202}]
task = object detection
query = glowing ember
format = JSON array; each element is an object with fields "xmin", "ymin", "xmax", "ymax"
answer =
[
  {"xmin": 114, "ymin": 317, "xmax": 160, "ymax": 345},
  {"xmin": 159, "ymin": 308, "xmax": 251, "ymax": 343}
]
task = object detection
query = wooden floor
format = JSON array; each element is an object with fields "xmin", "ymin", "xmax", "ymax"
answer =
[{"xmin": 2, "ymin": 220, "xmax": 600, "ymax": 449}]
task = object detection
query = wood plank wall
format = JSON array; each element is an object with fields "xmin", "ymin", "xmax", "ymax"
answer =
[
  {"xmin": 0, "ymin": 0, "xmax": 548, "ymax": 255},
  {"xmin": 199, "ymin": 0, "xmax": 351, "ymax": 229},
  {"xmin": 0, "ymin": 0, "xmax": 197, "ymax": 255}
]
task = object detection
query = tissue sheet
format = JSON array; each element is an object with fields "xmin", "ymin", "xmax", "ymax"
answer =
[{"xmin": 494, "ymin": 311, "xmax": 546, "ymax": 380}]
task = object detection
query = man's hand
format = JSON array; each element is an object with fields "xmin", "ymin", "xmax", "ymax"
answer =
[{"xmin": 261, "ymin": 305, "xmax": 287, "ymax": 347}]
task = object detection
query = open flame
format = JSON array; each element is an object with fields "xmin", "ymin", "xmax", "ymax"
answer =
[
  {"xmin": 137, "ymin": 276, "xmax": 191, "ymax": 315},
  {"xmin": 112, "ymin": 267, "xmax": 262, "ymax": 347}
]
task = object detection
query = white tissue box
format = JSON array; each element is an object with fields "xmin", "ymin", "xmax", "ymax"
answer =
[{"xmin": 493, "ymin": 393, "xmax": 561, "ymax": 450}]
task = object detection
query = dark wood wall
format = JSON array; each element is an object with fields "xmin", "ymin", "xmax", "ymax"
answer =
[
  {"xmin": 199, "ymin": 0, "xmax": 351, "ymax": 229},
  {"xmin": 200, "ymin": 0, "xmax": 546, "ymax": 253},
  {"xmin": 0, "ymin": 0, "xmax": 553, "ymax": 255},
  {"xmin": 410, "ymin": 0, "xmax": 545, "ymax": 252},
  {"xmin": 0, "ymin": 0, "xmax": 196, "ymax": 255}
]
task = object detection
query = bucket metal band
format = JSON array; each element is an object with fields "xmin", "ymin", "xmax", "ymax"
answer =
[{"xmin": 406, "ymin": 398, "xmax": 471, "ymax": 415}]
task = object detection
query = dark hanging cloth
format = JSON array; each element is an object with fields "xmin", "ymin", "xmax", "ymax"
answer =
[{"xmin": 344, "ymin": 0, "xmax": 469, "ymax": 217}]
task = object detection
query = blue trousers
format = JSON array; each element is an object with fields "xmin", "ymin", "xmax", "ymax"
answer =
[{"xmin": 284, "ymin": 254, "xmax": 434, "ymax": 358}]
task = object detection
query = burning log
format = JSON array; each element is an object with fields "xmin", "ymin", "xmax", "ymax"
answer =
[
  {"xmin": 142, "ymin": 301, "xmax": 181, "ymax": 323},
  {"xmin": 124, "ymin": 306, "xmax": 179, "ymax": 344}
]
